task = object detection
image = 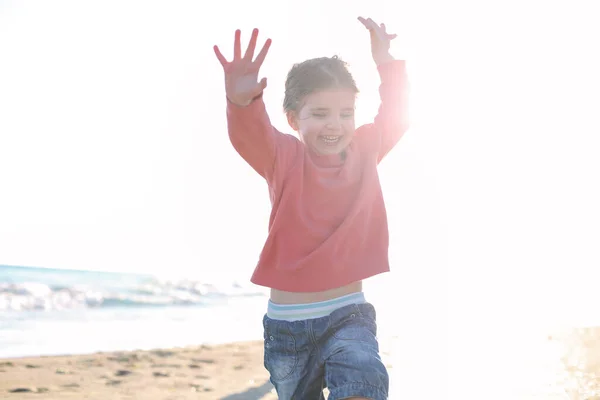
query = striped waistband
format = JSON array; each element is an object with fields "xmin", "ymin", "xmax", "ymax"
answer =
[{"xmin": 267, "ymin": 292, "xmax": 366, "ymax": 322}]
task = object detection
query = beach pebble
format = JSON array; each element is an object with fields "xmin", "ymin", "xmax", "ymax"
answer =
[
  {"xmin": 56, "ymin": 368, "xmax": 72, "ymax": 374},
  {"xmin": 115, "ymin": 370, "xmax": 133, "ymax": 376},
  {"xmin": 9, "ymin": 388, "xmax": 34, "ymax": 393},
  {"xmin": 80, "ymin": 358, "xmax": 103, "ymax": 367},
  {"xmin": 108, "ymin": 357, "xmax": 129, "ymax": 363},
  {"xmin": 105, "ymin": 380, "xmax": 122, "ymax": 386},
  {"xmin": 152, "ymin": 363, "xmax": 181, "ymax": 368},
  {"xmin": 188, "ymin": 364, "xmax": 201, "ymax": 369},
  {"xmin": 152, "ymin": 350, "xmax": 174, "ymax": 358},
  {"xmin": 191, "ymin": 358, "xmax": 215, "ymax": 364},
  {"xmin": 61, "ymin": 383, "xmax": 80, "ymax": 389},
  {"xmin": 153, "ymin": 371, "xmax": 170, "ymax": 377},
  {"xmin": 9, "ymin": 387, "xmax": 48, "ymax": 393}
]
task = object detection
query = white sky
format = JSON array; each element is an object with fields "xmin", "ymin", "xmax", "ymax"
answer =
[{"xmin": 1, "ymin": 0, "xmax": 599, "ymax": 321}]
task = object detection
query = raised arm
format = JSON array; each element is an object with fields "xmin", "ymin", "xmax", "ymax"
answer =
[
  {"xmin": 372, "ymin": 59, "xmax": 410, "ymax": 162},
  {"xmin": 214, "ymin": 29, "xmax": 282, "ymax": 180},
  {"xmin": 358, "ymin": 17, "xmax": 410, "ymax": 163}
]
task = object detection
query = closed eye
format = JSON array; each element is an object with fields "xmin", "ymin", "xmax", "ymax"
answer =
[{"xmin": 310, "ymin": 109, "xmax": 354, "ymax": 119}]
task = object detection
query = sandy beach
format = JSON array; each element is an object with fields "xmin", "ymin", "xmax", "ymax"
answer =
[
  {"xmin": 0, "ymin": 340, "xmax": 277, "ymax": 400},
  {"xmin": 1, "ymin": 327, "xmax": 600, "ymax": 399}
]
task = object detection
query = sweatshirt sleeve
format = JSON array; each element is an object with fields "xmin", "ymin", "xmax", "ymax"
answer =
[
  {"xmin": 363, "ymin": 60, "xmax": 411, "ymax": 163},
  {"xmin": 226, "ymin": 95, "xmax": 294, "ymax": 183}
]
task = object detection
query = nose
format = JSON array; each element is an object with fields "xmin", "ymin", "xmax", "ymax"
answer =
[{"xmin": 326, "ymin": 115, "xmax": 342, "ymax": 130}]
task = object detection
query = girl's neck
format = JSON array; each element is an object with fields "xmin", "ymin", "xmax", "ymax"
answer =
[{"xmin": 307, "ymin": 146, "xmax": 347, "ymax": 167}]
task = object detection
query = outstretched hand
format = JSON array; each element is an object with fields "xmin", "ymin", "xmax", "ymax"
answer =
[
  {"xmin": 358, "ymin": 17, "xmax": 397, "ymax": 66},
  {"xmin": 214, "ymin": 28, "xmax": 272, "ymax": 106}
]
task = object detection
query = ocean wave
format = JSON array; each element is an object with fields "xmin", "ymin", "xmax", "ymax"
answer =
[{"xmin": 0, "ymin": 278, "xmax": 267, "ymax": 312}]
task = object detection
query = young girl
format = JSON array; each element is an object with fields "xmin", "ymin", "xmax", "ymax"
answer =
[{"xmin": 214, "ymin": 16, "xmax": 409, "ymax": 400}]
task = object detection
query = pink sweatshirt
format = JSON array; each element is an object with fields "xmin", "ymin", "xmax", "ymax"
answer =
[{"xmin": 225, "ymin": 60, "xmax": 409, "ymax": 292}]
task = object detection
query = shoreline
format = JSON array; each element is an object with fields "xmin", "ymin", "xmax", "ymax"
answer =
[{"xmin": 0, "ymin": 336, "xmax": 264, "ymax": 361}]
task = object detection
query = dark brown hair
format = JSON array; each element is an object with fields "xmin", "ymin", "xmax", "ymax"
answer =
[{"xmin": 283, "ymin": 55, "xmax": 359, "ymax": 113}]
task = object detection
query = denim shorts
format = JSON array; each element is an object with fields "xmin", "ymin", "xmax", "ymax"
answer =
[{"xmin": 263, "ymin": 302, "xmax": 389, "ymax": 399}]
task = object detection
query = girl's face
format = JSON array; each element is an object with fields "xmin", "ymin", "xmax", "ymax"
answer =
[{"xmin": 287, "ymin": 89, "xmax": 356, "ymax": 156}]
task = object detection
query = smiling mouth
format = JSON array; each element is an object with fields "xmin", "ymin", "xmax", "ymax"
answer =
[{"xmin": 319, "ymin": 135, "xmax": 342, "ymax": 145}]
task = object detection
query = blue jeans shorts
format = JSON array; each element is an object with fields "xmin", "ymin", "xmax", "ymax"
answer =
[{"xmin": 263, "ymin": 302, "xmax": 389, "ymax": 399}]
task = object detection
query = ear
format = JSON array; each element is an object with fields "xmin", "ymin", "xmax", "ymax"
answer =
[{"xmin": 286, "ymin": 111, "xmax": 299, "ymax": 131}]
